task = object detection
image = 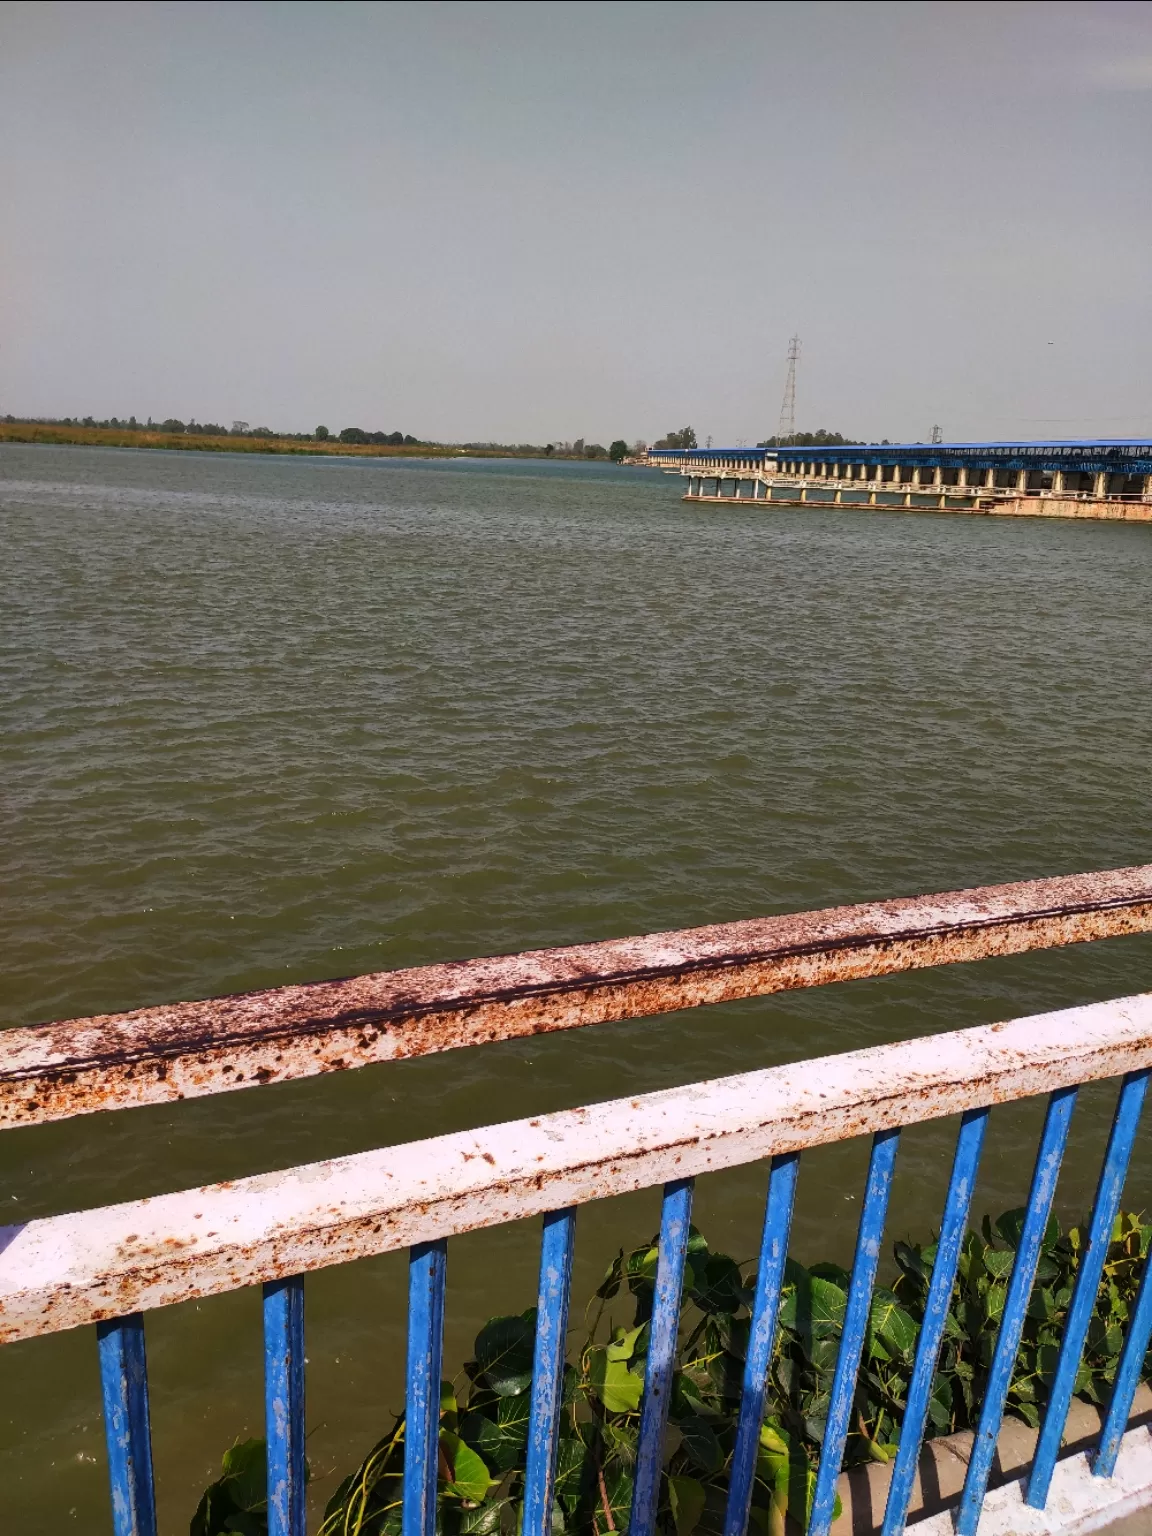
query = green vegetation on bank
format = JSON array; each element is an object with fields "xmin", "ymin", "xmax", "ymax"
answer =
[
  {"xmin": 0, "ymin": 418, "xmax": 651, "ymax": 462},
  {"xmin": 0, "ymin": 417, "xmax": 884, "ymax": 461},
  {"xmin": 193, "ymin": 1207, "xmax": 1151, "ymax": 1536}
]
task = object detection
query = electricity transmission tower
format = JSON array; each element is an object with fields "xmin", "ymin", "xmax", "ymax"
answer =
[
  {"xmin": 930, "ymin": 424, "xmax": 943, "ymax": 443},
  {"xmin": 776, "ymin": 335, "xmax": 800, "ymax": 444}
]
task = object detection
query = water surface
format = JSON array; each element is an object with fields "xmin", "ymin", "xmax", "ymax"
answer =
[{"xmin": 2, "ymin": 444, "xmax": 1151, "ymax": 1530}]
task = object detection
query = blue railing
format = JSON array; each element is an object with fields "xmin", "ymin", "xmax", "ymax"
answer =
[{"xmin": 3, "ymin": 865, "xmax": 1152, "ymax": 1536}]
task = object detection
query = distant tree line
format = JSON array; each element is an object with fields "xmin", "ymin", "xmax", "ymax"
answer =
[
  {"xmin": 0, "ymin": 414, "xmax": 323, "ymax": 440},
  {"xmin": 0, "ymin": 414, "xmax": 660, "ymax": 463},
  {"xmin": 757, "ymin": 429, "xmax": 864, "ymax": 447},
  {"xmin": 463, "ymin": 439, "xmax": 645, "ymax": 461},
  {"xmin": 331, "ymin": 427, "xmax": 422, "ymax": 445},
  {"xmin": 653, "ymin": 427, "xmax": 697, "ymax": 449}
]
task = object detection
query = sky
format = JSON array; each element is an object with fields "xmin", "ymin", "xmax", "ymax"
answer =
[{"xmin": 1, "ymin": 0, "xmax": 1151, "ymax": 446}]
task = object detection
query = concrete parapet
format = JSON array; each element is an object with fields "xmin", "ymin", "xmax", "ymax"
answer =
[
  {"xmin": 989, "ymin": 496, "xmax": 1152, "ymax": 522},
  {"xmin": 829, "ymin": 1384, "xmax": 1152, "ymax": 1534},
  {"xmin": 681, "ymin": 485, "xmax": 1152, "ymax": 523}
]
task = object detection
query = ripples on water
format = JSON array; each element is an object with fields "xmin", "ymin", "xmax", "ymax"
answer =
[{"xmin": 2, "ymin": 444, "xmax": 1151, "ymax": 1528}]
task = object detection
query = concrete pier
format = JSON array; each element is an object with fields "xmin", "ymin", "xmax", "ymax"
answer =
[{"xmin": 647, "ymin": 439, "xmax": 1152, "ymax": 523}]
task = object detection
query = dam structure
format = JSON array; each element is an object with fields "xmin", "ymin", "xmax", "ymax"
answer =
[{"xmin": 647, "ymin": 439, "xmax": 1152, "ymax": 522}]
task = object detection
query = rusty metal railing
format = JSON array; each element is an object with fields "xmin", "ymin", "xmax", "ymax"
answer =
[
  {"xmin": 3, "ymin": 865, "xmax": 1152, "ymax": 1536},
  {"xmin": 4, "ymin": 865, "xmax": 1152, "ymax": 1129}
]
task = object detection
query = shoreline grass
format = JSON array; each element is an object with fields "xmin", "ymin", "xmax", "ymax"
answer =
[{"xmin": 0, "ymin": 422, "xmax": 555, "ymax": 460}]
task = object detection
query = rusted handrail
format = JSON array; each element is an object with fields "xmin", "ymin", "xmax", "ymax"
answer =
[
  {"xmin": 2, "ymin": 991, "xmax": 1151, "ymax": 1344},
  {"xmin": 2, "ymin": 864, "xmax": 1151, "ymax": 1129}
]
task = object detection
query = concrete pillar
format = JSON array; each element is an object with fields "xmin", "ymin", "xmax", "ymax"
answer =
[
  {"xmin": 1051, "ymin": 471, "xmax": 1064, "ymax": 495},
  {"xmin": 910, "ymin": 467, "xmax": 921, "ymax": 488},
  {"xmin": 932, "ymin": 466, "xmax": 943, "ymax": 487},
  {"xmin": 1094, "ymin": 471, "xmax": 1108, "ymax": 499},
  {"xmin": 985, "ymin": 468, "xmax": 996, "ymax": 489},
  {"xmin": 1145, "ymin": 475, "xmax": 1152, "ymax": 500},
  {"xmin": 1016, "ymin": 469, "xmax": 1029, "ymax": 493},
  {"xmin": 957, "ymin": 467, "xmax": 968, "ymax": 488}
]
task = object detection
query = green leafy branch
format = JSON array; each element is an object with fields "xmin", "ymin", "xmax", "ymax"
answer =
[{"xmin": 193, "ymin": 1208, "xmax": 1152, "ymax": 1536}]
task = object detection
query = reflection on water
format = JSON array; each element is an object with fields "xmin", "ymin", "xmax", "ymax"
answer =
[{"xmin": 1, "ymin": 443, "xmax": 1151, "ymax": 1530}]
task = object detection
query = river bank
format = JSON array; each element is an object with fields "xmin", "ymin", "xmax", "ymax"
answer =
[{"xmin": 0, "ymin": 421, "xmax": 576, "ymax": 460}]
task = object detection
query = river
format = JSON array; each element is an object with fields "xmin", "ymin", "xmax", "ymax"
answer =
[{"xmin": 2, "ymin": 442, "xmax": 1151, "ymax": 1530}]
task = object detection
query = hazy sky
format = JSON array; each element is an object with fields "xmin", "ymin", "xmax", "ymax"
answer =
[{"xmin": 2, "ymin": 1, "xmax": 1150, "ymax": 445}]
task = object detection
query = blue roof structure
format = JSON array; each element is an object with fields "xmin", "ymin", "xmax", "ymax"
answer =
[{"xmin": 656, "ymin": 439, "xmax": 1152, "ymax": 474}]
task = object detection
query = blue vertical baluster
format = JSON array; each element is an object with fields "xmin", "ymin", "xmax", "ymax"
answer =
[
  {"xmin": 403, "ymin": 1239, "xmax": 448, "ymax": 1536},
  {"xmin": 955, "ymin": 1085, "xmax": 1079, "ymax": 1536},
  {"xmin": 522, "ymin": 1208, "xmax": 577, "ymax": 1536},
  {"xmin": 723, "ymin": 1152, "xmax": 801, "ymax": 1536},
  {"xmin": 264, "ymin": 1275, "xmax": 307, "ymax": 1536},
  {"xmin": 808, "ymin": 1128, "xmax": 901, "ymax": 1536},
  {"xmin": 97, "ymin": 1314, "xmax": 158, "ymax": 1536},
  {"xmin": 881, "ymin": 1108, "xmax": 990, "ymax": 1536},
  {"xmin": 1095, "ymin": 1195, "xmax": 1152, "ymax": 1477},
  {"xmin": 1028, "ymin": 1071, "xmax": 1149, "ymax": 1507},
  {"xmin": 629, "ymin": 1177, "xmax": 695, "ymax": 1536}
]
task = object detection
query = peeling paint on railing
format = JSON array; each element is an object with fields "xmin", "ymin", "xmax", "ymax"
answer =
[
  {"xmin": 2, "ymin": 990, "xmax": 1151, "ymax": 1344},
  {"xmin": 3, "ymin": 866, "xmax": 1152, "ymax": 1130}
]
